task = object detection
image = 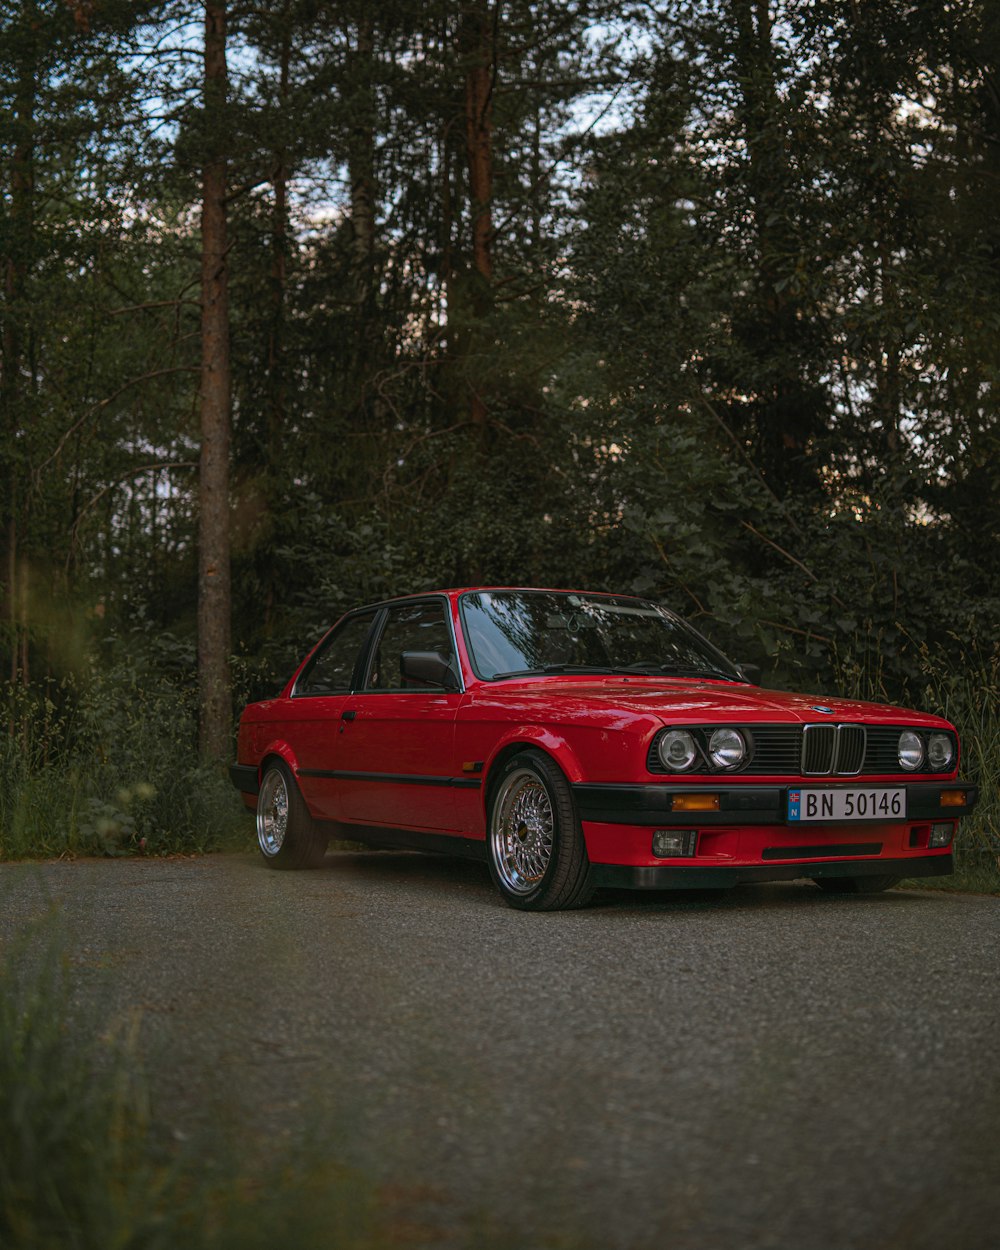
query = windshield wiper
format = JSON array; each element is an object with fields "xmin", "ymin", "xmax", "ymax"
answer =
[
  {"xmin": 490, "ymin": 664, "xmax": 623, "ymax": 680},
  {"xmin": 652, "ymin": 664, "xmax": 744, "ymax": 682},
  {"xmin": 490, "ymin": 662, "xmax": 744, "ymax": 682}
]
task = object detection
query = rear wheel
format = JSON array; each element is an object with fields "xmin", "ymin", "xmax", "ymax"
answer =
[
  {"xmin": 813, "ymin": 875, "xmax": 901, "ymax": 894},
  {"xmin": 256, "ymin": 762, "xmax": 328, "ymax": 869},
  {"xmin": 487, "ymin": 750, "xmax": 592, "ymax": 911}
]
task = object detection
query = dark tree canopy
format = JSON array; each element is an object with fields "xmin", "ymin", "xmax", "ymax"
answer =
[{"xmin": 1, "ymin": 1, "xmax": 999, "ymax": 815}]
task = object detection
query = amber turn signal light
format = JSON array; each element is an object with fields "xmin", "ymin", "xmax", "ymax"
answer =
[
  {"xmin": 940, "ymin": 790, "xmax": 967, "ymax": 808},
  {"xmin": 671, "ymin": 793, "xmax": 721, "ymax": 813}
]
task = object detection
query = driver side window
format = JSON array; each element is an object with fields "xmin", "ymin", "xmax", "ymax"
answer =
[{"xmin": 363, "ymin": 601, "xmax": 454, "ymax": 691}]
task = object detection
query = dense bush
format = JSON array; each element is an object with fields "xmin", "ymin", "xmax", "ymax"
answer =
[{"xmin": 0, "ymin": 634, "xmax": 246, "ymax": 861}]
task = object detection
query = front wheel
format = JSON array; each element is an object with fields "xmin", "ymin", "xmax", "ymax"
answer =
[
  {"xmin": 813, "ymin": 875, "xmax": 902, "ymax": 894},
  {"xmin": 256, "ymin": 762, "xmax": 328, "ymax": 869},
  {"xmin": 487, "ymin": 751, "xmax": 592, "ymax": 911}
]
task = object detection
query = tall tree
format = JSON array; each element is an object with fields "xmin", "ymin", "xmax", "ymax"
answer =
[{"xmin": 198, "ymin": 0, "xmax": 232, "ymax": 762}]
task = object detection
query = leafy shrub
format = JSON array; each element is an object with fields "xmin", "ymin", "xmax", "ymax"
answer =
[{"xmin": 0, "ymin": 631, "xmax": 246, "ymax": 861}]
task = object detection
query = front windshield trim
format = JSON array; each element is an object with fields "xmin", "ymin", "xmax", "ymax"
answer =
[{"xmin": 457, "ymin": 589, "xmax": 745, "ymax": 685}]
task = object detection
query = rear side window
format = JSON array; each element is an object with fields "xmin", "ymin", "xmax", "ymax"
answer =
[
  {"xmin": 363, "ymin": 601, "xmax": 454, "ymax": 691},
  {"xmin": 293, "ymin": 611, "xmax": 376, "ymax": 696}
]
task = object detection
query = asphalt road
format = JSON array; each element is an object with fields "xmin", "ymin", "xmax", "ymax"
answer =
[{"xmin": 2, "ymin": 851, "xmax": 998, "ymax": 1250}]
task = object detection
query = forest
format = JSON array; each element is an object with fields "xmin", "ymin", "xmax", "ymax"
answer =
[{"xmin": 1, "ymin": 0, "xmax": 998, "ymax": 875}]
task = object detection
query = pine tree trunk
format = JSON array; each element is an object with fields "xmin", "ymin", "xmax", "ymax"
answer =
[
  {"xmin": 268, "ymin": 17, "xmax": 290, "ymax": 445},
  {"xmin": 1, "ymin": 48, "xmax": 34, "ymax": 689},
  {"xmin": 198, "ymin": 0, "xmax": 232, "ymax": 764},
  {"xmin": 349, "ymin": 12, "xmax": 377, "ymax": 307},
  {"xmin": 730, "ymin": 0, "xmax": 817, "ymax": 499},
  {"xmin": 462, "ymin": 0, "xmax": 494, "ymax": 429}
]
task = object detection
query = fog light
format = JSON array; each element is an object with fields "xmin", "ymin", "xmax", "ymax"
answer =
[
  {"xmin": 652, "ymin": 830, "xmax": 697, "ymax": 858},
  {"xmin": 671, "ymin": 793, "xmax": 720, "ymax": 813},
  {"xmin": 929, "ymin": 822, "xmax": 954, "ymax": 848}
]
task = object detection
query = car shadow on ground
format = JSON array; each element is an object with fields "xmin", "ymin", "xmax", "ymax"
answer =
[{"xmin": 310, "ymin": 848, "xmax": 939, "ymax": 915}]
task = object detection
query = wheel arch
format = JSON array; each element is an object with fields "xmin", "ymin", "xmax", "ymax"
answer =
[
  {"xmin": 481, "ymin": 730, "xmax": 583, "ymax": 822},
  {"xmin": 256, "ymin": 742, "xmax": 299, "ymax": 784}
]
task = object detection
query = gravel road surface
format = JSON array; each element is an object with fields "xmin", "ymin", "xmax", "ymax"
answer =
[{"xmin": 2, "ymin": 851, "xmax": 998, "ymax": 1249}]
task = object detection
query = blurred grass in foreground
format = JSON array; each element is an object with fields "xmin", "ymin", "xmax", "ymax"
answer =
[{"xmin": 0, "ymin": 912, "xmax": 382, "ymax": 1250}]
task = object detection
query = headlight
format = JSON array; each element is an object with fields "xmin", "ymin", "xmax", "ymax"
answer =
[
  {"xmin": 898, "ymin": 730, "xmax": 924, "ymax": 771},
  {"xmin": 927, "ymin": 733, "xmax": 955, "ymax": 771},
  {"xmin": 658, "ymin": 729, "xmax": 698, "ymax": 771},
  {"xmin": 708, "ymin": 727, "xmax": 747, "ymax": 770}
]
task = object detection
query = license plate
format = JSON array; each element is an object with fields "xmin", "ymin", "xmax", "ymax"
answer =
[{"xmin": 787, "ymin": 787, "xmax": 906, "ymax": 822}]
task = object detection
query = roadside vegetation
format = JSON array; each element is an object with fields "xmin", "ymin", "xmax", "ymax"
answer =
[
  {"xmin": 1, "ymin": 634, "xmax": 997, "ymax": 894},
  {"xmin": 0, "ymin": 641, "xmax": 247, "ymax": 861}
]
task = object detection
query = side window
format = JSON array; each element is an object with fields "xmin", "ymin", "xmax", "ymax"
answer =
[
  {"xmin": 293, "ymin": 611, "xmax": 376, "ymax": 697},
  {"xmin": 363, "ymin": 601, "xmax": 454, "ymax": 691}
]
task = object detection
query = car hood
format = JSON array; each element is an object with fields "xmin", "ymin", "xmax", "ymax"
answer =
[{"xmin": 473, "ymin": 678, "xmax": 951, "ymax": 728}]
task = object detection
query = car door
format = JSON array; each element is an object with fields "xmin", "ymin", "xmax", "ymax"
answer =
[
  {"xmin": 335, "ymin": 598, "xmax": 465, "ymax": 832},
  {"xmin": 282, "ymin": 609, "xmax": 379, "ymax": 820}
]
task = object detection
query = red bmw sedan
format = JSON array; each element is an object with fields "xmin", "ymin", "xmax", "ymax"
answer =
[{"xmin": 230, "ymin": 588, "xmax": 978, "ymax": 910}]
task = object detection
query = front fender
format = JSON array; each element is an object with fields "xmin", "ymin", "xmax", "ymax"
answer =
[{"xmin": 479, "ymin": 727, "xmax": 587, "ymax": 827}]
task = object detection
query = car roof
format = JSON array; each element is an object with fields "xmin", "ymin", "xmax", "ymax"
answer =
[{"xmin": 348, "ymin": 587, "xmax": 651, "ymax": 614}]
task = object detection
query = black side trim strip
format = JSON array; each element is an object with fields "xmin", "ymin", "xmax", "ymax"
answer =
[
  {"xmin": 298, "ymin": 768, "xmax": 480, "ymax": 790},
  {"xmin": 587, "ymin": 854, "xmax": 953, "ymax": 890}
]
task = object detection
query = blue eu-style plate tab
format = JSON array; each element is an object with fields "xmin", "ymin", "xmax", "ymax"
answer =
[{"xmin": 788, "ymin": 789, "xmax": 801, "ymax": 821}]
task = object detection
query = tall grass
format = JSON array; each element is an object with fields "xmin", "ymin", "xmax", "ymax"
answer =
[
  {"xmin": 0, "ymin": 657, "xmax": 245, "ymax": 861},
  {"xmin": 912, "ymin": 645, "xmax": 1000, "ymax": 888},
  {"xmin": 0, "ymin": 912, "xmax": 384, "ymax": 1250},
  {"xmin": 837, "ymin": 638, "xmax": 1000, "ymax": 890}
]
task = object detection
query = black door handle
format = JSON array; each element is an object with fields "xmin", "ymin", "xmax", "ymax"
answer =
[{"xmin": 341, "ymin": 710, "xmax": 356, "ymax": 721}]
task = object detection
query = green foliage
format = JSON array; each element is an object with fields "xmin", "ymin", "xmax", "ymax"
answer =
[{"xmin": 0, "ymin": 636, "xmax": 245, "ymax": 861}]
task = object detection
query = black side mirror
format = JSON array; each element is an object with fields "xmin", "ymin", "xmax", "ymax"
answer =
[{"xmin": 399, "ymin": 650, "xmax": 459, "ymax": 690}]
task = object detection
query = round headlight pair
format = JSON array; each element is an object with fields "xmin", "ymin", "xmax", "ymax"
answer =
[
  {"xmin": 657, "ymin": 728, "xmax": 747, "ymax": 772},
  {"xmin": 897, "ymin": 731, "xmax": 955, "ymax": 772}
]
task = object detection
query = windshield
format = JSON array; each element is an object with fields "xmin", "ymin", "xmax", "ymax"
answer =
[{"xmin": 459, "ymin": 590, "xmax": 745, "ymax": 683}]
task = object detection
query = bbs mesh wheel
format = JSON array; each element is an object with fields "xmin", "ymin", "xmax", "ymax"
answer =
[
  {"xmin": 256, "ymin": 761, "xmax": 327, "ymax": 869},
  {"xmin": 487, "ymin": 750, "xmax": 592, "ymax": 911}
]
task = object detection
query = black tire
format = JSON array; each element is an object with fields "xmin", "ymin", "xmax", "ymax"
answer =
[
  {"xmin": 486, "ymin": 750, "xmax": 593, "ymax": 911},
  {"xmin": 813, "ymin": 875, "xmax": 902, "ymax": 894},
  {"xmin": 256, "ymin": 761, "xmax": 328, "ymax": 869}
]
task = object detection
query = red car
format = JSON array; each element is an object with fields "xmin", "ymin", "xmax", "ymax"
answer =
[{"xmin": 230, "ymin": 588, "xmax": 978, "ymax": 910}]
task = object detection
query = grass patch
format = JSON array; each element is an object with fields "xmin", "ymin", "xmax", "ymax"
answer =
[
  {"xmin": 901, "ymin": 847, "xmax": 1000, "ymax": 896},
  {"xmin": 0, "ymin": 662, "xmax": 247, "ymax": 862}
]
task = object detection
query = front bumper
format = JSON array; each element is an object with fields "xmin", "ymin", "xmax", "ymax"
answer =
[
  {"xmin": 571, "ymin": 781, "xmax": 979, "ymax": 825},
  {"xmin": 572, "ymin": 780, "xmax": 976, "ymax": 887}
]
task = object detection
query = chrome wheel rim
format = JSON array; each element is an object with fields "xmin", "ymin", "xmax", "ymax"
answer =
[
  {"xmin": 490, "ymin": 768, "xmax": 554, "ymax": 895},
  {"xmin": 257, "ymin": 769, "xmax": 288, "ymax": 857}
]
